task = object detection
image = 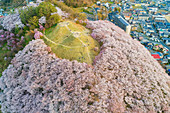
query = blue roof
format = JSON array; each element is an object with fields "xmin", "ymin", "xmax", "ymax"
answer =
[
  {"xmin": 3, "ymin": 13, "xmax": 8, "ymax": 16},
  {"xmin": 165, "ymin": 23, "xmax": 170, "ymax": 26},
  {"xmin": 162, "ymin": 38, "xmax": 170, "ymax": 40},
  {"xmin": 157, "ymin": 52, "xmax": 163, "ymax": 56},
  {"xmin": 168, "ymin": 69, "xmax": 170, "ymax": 72},
  {"xmin": 0, "ymin": 9, "xmax": 4, "ymax": 11}
]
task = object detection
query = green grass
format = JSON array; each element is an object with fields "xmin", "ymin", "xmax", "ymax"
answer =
[
  {"xmin": 0, "ymin": 47, "xmax": 10, "ymax": 77},
  {"xmin": 108, "ymin": 2, "xmax": 114, "ymax": 4},
  {"xmin": 44, "ymin": 21, "xmax": 100, "ymax": 64},
  {"xmin": 81, "ymin": 8, "xmax": 94, "ymax": 15}
]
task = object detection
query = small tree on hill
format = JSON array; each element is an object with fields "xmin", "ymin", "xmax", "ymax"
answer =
[{"xmin": 45, "ymin": 14, "xmax": 61, "ymax": 28}]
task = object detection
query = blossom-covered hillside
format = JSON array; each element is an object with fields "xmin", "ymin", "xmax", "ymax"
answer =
[{"xmin": 0, "ymin": 20, "xmax": 169, "ymax": 113}]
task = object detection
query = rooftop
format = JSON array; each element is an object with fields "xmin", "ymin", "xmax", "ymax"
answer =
[
  {"xmin": 115, "ymin": 14, "xmax": 130, "ymax": 26},
  {"xmin": 155, "ymin": 18, "xmax": 166, "ymax": 21}
]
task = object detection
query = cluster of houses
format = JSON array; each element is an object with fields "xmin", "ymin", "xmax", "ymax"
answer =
[
  {"xmin": 144, "ymin": 41, "xmax": 170, "ymax": 74},
  {"xmin": 92, "ymin": 0, "xmax": 170, "ymax": 74},
  {"xmin": 124, "ymin": 1, "xmax": 170, "ymax": 42},
  {"xmin": 92, "ymin": 1, "xmax": 132, "ymax": 34},
  {"xmin": 132, "ymin": 30, "xmax": 170, "ymax": 74},
  {"xmin": 119, "ymin": 0, "xmax": 170, "ymax": 75}
]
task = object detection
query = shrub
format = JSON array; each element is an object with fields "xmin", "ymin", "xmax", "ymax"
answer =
[
  {"xmin": 45, "ymin": 14, "xmax": 61, "ymax": 28},
  {"xmin": 19, "ymin": 1, "xmax": 58, "ymax": 28},
  {"xmin": 52, "ymin": 1, "xmax": 87, "ymax": 20},
  {"xmin": 28, "ymin": 16, "xmax": 39, "ymax": 29},
  {"xmin": 64, "ymin": 0, "xmax": 97, "ymax": 8}
]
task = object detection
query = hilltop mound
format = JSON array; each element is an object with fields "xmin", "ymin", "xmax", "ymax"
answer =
[
  {"xmin": 44, "ymin": 21, "xmax": 100, "ymax": 64},
  {"xmin": 0, "ymin": 20, "xmax": 169, "ymax": 113}
]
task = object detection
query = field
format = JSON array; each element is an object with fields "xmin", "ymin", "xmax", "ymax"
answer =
[{"xmin": 44, "ymin": 21, "xmax": 100, "ymax": 64}]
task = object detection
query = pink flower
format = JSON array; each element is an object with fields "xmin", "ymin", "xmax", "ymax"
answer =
[
  {"xmin": 91, "ymin": 32, "xmax": 96, "ymax": 39},
  {"xmin": 39, "ymin": 24, "xmax": 44, "ymax": 31},
  {"xmin": 10, "ymin": 33, "xmax": 15, "ymax": 37},
  {"xmin": 21, "ymin": 36, "xmax": 24, "ymax": 41},
  {"xmin": 1, "ymin": 35, "xmax": 4, "ymax": 38},
  {"xmin": 34, "ymin": 31, "xmax": 43, "ymax": 40},
  {"xmin": 16, "ymin": 34, "xmax": 19, "ymax": 37},
  {"xmin": 12, "ymin": 40, "xmax": 16, "ymax": 44}
]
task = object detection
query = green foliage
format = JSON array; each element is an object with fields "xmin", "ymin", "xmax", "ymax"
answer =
[
  {"xmin": 44, "ymin": 21, "xmax": 100, "ymax": 64},
  {"xmin": 52, "ymin": 1, "xmax": 74, "ymax": 14},
  {"xmin": 19, "ymin": 6, "xmax": 37, "ymax": 24},
  {"xmin": 28, "ymin": 16, "xmax": 39, "ymax": 29},
  {"xmin": 0, "ymin": 0, "xmax": 27, "ymax": 11},
  {"xmin": 96, "ymin": 5, "xmax": 108, "ymax": 20},
  {"xmin": 36, "ymin": 2, "xmax": 57, "ymax": 19},
  {"xmin": 52, "ymin": 1, "xmax": 87, "ymax": 20},
  {"xmin": 45, "ymin": 14, "xmax": 61, "ymax": 28},
  {"xmin": 97, "ymin": 13, "xmax": 102, "ymax": 20},
  {"xmin": 38, "ymin": 8, "xmax": 44, "ymax": 17},
  {"xmin": 64, "ymin": 0, "xmax": 97, "ymax": 8},
  {"xmin": 81, "ymin": 8, "xmax": 94, "ymax": 15},
  {"xmin": 77, "ymin": 13, "xmax": 87, "ymax": 20},
  {"xmin": 19, "ymin": 2, "xmax": 58, "ymax": 26},
  {"xmin": 14, "ymin": 25, "xmax": 20, "ymax": 34},
  {"xmin": 114, "ymin": 7, "xmax": 121, "ymax": 13}
]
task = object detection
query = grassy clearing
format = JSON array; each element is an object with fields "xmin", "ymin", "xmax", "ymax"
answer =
[{"xmin": 44, "ymin": 21, "xmax": 100, "ymax": 64}]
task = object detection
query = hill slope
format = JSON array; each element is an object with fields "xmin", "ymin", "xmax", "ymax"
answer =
[
  {"xmin": 44, "ymin": 21, "xmax": 100, "ymax": 64},
  {"xmin": 0, "ymin": 20, "xmax": 169, "ymax": 113}
]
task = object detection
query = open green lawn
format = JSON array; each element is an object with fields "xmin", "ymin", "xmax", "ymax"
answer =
[{"xmin": 44, "ymin": 21, "xmax": 100, "ymax": 64}]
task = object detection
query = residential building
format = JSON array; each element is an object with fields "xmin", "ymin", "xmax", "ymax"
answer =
[
  {"xmin": 113, "ymin": 14, "xmax": 131, "ymax": 34},
  {"xmin": 152, "ymin": 15, "xmax": 165, "ymax": 20},
  {"xmin": 131, "ymin": 25, "xmax": 138, "ymax": 31},
  {"xmin": 138, "ymin": 14, "xmax": 150, "ymax": 20},
  {"xmin": 147, "ymin": 6, "xmax": 158, "ymax": 12},
  {"xmin": 151, "ymin": 53, "xmax": 161, "ymax": 60},
  {"xmin": 155, "ymin": 18, "xmax": 167, "ymax": 23},
  {"xmin": 124, "ymin": 15, "xmax": 130, "ymax": 20},
  {"xmin": 163, "ymin": 38, "xmax": 170, "ymax": 45}
]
